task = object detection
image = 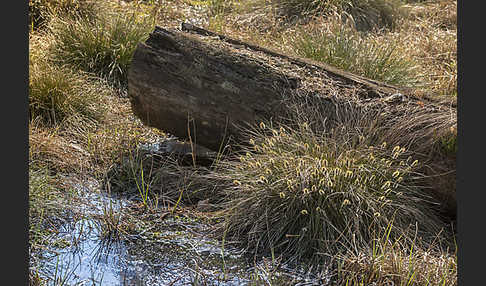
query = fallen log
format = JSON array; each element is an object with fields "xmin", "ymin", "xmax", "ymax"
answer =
[
  {"xmin": 129, "ymin": 23, "xmax": 408, "ymax": 150},
  {"xmin": 127, "ymin": 23, "xmax": 456, "ymax": 218}
]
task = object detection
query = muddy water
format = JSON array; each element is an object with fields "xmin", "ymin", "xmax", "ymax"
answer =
[{"xmin": 31, "ymin": 178, "xmax": 328, "ymax": 285}]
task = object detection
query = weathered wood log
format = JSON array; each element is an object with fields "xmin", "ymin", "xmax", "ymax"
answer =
[
  {"xmin": 128, "ymin": 23, "xmax": 456, "ymax": 218},
  {"xmin": 128, "ymin": 23, "xmax": 415, "ymax": 151}
]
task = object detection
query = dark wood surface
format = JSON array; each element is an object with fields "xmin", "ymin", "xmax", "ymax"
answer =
[{"xmin": 127, "ymin": 23, "xmax": 457, "ymax": 217}]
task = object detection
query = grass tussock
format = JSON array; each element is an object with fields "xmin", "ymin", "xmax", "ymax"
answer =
[
  {"xmin": 374, "ymin": 105, "xmax": 457, "ymax": 217},
  {"xmin": 28, "ymin": 60, "xmax": 108, "ymax": 127},
  {"xmin": 292, "ymin": 14, "xmax": 418, "ymax": 86},
  {"xmin": 274, "ymin": 0, "xmax": 404, "ymax": 31},
  {"xmin": 29, "ymin": 33, "xmax": 109, "ymax": 126},
  {"xmin": 47, "ymin": 6, "xmax": 156, "ymax": 87},
  {"xmin": 209, "ymin": 0, "xmax": 404, "ymax": 32},
  {"xmin": 29, "ymin": 0, "xmax": 101, "ymax": 31},
  {"xmin": 206, "ymin": 117, "xmax": 448, "ymax": 261}
]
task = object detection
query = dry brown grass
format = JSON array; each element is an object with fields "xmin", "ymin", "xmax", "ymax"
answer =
[
  {"xmin": 29, "ymin": 0, "xmax": 101, "ymax": 31},
  {"xmin": 86, "ymin": 98, "xmax": 167, "ymax": 175},
  {"xmin": 375, "ymin": 0, "xmax": 457, "ymax": 98},
  {"xmin": 29, "ymin": 121, "xmax": 93, "ymax": 173},
  {"xmin": 336, "ymin": 232, "xmax": 457, "ymax": 285},
  {"xmin": 29, "ymin": 94, "xmax": 167, "ymax": 177}
]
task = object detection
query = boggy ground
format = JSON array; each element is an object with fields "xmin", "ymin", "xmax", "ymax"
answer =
[{"xmin": 29, "ymin": 0, "xmax": 457, "ymax": 285}]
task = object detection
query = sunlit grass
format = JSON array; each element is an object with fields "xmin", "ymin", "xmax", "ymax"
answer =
[
  {"xmin": 335, "ymin": 223, "xmax": 457, "ymax": 286},
  {"xmin": 208, "ymin": 0, "xmax": 404, "ymax": 31},
  {"xmin": 394, "ymin": 0, "xmax": 457, "ymax": 97},
  {"xmin": 29, "ymin": 34, "xmax": 108, "ymax": 126},
  {"xmin": 47, "ymin": 6, "xmax": 156, "ymax": 87},
  {"xmin": 292, "ymin": 15, "xmax": 419, "ymax": 87}
]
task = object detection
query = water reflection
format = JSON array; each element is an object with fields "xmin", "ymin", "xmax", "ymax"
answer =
[
  {"xmin": 37, "ymin": 219, "xmax": 133, "ymax": 285},
  {"xmin": 32, "ymin": 180, "xmax": 329, "ymax": 285},
  {"xmin": 32, "ymin": 189, "xmax": 251, "ymax": 285}
]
